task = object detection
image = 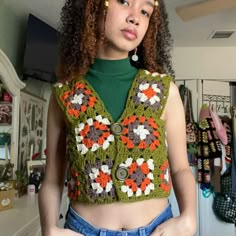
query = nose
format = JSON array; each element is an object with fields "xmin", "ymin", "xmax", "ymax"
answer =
[{"xmin": 126, "ymin": 14, "xmax": 139, "ymax": 26}]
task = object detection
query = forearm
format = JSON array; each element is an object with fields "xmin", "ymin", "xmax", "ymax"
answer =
[
  {"xmin": 171, "ymin": 168, "xmax": 196, "ymax": 228},
  {"xmin": 38, "ymin": 181, "xmax": 64, "ymax": 235}
]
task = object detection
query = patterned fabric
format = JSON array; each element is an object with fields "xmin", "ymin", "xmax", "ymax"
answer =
[
  {"xmin": 53, "ymin": 69, "xmax": 173, "ymax": 204},
  {"xmin": 120, "ymin": 116, "xmax": 160, "ymax": 150},
  {"xmin": 59, "ymin": 82, "xmax": 97, "ymax": 118},
  {"xmin": 197, "ymin": 117, "xmax": 222, "ymax": 184},
  {"xmin": 75, "ymin": 115, "xmax": 114, "ymax": 155},
  {"xmin": 212, "ymin": 170, "xmax": 236, "ymax": 224},
  {"xmin": 85, "ymin": 159, "xmax": 115, "ymax": 200},
  {"xmin": 120, "ymin": 157, "xmax": 155, "ymax": 197}
]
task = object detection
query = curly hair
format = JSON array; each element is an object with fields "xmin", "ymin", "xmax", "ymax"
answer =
[{"xmin": 57, "ymin": 0, "xmax": 174, "ymax": 81}]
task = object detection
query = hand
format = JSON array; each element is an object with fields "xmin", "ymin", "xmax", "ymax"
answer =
[
  {"xmin": 150, "ymin": 216, "xmax": 196, "ymax": 236},
  {"xmin": 43, "ymin": 227, "xmax": 84, "ymax": 236}
]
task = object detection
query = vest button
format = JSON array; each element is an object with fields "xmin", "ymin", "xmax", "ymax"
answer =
[
  {"xmin": 116, "ymin": 167, "xmax": 129, "ymax": 181},
  {"xmin": 111, "ymin": 123, "xmax": 123, "ymax": 135}
]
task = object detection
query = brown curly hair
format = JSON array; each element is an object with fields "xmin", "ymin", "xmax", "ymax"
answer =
[{"xmin": 57, "ymin": 0, "xmax": 174, "ymax": 81}]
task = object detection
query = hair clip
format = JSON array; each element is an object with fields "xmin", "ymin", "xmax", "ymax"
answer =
[
  {"xmin": 105, "ymin": 0, "xmax": 109, "ymax": 7},
  {"xmin": 154, "ymin": 1, "xmax": 159, "ymax": 6}
]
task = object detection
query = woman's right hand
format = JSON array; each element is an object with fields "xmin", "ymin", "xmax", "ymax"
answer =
[
  {"xmin": 59, "ymin": 229, "xmax": 84, "ymax": 236},
  {"xmin": 44, "ymin": 227, "xmax": 84, "ymax": 236}
]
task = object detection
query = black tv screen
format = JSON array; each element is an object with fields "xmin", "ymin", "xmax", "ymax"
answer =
[{"xmin": 23, "ymin": 14, "xmax": 60, "ymax": 83}]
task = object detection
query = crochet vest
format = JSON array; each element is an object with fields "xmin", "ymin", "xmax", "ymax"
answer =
[{"xmin": 53, "ymin": 69, "xmax": 173, "ymax": 204}]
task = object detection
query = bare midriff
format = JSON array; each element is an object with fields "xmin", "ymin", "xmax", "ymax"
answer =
[{"xmin": 71, "ymin": 198, "xmax": 169, "ymax": 230}]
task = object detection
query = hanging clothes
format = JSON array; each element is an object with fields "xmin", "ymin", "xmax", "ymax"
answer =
[
  {"xmin": 232, "ymin": 106, "xmax": 236, "ymax": 192},
  {"xmin": 197, "ymin": 104, "xmax": 223, "ymax": 189},
  {"xmin": 178, "ymin": 84, "xmax": 198, "ymax": 166},
  {"xmin": 197, "ymin": 104, "xmax": 234, "ymax": 192}
]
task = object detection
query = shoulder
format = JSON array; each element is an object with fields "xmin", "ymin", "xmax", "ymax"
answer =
[
  {"xmin": 138, "ymin": 69, "xmax": 173, "ymax": 92},
  {"xmin": 168, "ymin": 81, "xmax": 180, "ymax": 99},
  {"xmin": 161, "ymin": 81, "xmax": 183, "ymax": 120},
  {"xmin": 140, "ymin": 69, "xmax": 175, "ymax": 95},
  {"xmin": 52, "ymin": 75, "xmax": 83, "ymax": 88},
  {"xmin": 140, "ymin": 69, "xmax": 173, "ymax": 80}
]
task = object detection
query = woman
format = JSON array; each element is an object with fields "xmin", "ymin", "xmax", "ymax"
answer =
[{"xmin": 39, "ymin": 0, "xmax": 196, "ymax": 235}]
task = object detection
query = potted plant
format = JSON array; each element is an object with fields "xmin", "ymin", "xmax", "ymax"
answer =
[{"xmin": 15, "ymin": 166, "xmax": 28, "ymax": 197}]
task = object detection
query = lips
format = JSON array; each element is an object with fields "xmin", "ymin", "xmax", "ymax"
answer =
[{"xmin": 121, "ymin": 28, "xmax": 137, "ymax": 41}]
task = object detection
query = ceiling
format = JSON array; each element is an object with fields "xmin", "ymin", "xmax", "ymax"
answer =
[{"xmin": 3, "ymin": 0, "xmax": 236, "ymax": 47}]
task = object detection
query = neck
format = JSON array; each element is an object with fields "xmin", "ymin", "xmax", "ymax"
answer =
[
  {"xmin": 96, "ymin": 41, "xmax": 129, "ymax": 60},
  {"xmin": 89, "ymin": 57, "xmax": 135, "ymax": 75}
]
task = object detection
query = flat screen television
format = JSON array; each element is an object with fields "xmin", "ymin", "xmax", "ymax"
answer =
[{"xmin": 23, "ymin": 14, "xmax": 60, "ymax": 83}]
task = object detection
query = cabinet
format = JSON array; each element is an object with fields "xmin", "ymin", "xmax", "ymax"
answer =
[{"xmin": 0, "ymin": 48, "xmax": 25, "ymax": 172}]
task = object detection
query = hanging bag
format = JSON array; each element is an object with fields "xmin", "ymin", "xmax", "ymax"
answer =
[
  {"xmin": 184, "ymin": 88, "xmax": 198, "ymax": 155},
  {"xmin": 212, "ymin": 169, "xmax": 236, "ymax": 224},
  {"xmin": 179, "ymin": 85, "xmax": 198, "ymax": 165}
]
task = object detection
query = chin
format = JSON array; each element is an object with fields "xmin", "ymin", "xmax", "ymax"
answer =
[{"xmin": 106, "ymin": 39, "xmax": 137, "ymax": 54}]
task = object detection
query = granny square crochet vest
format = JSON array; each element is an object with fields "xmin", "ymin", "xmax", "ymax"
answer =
[{"xmin": 53, "ymin": 69, "xmax": 173, "ymax": 204}]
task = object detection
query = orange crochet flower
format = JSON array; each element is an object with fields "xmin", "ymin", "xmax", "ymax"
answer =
[
  {"xmin": 60, "ymin": 82, "xmax": 97, "ymax": 118},
  {"xmin": 159, "ymin": 161, "xmax": 172, "ymax": 193},
  {"xmin": 120, "ymin": 116, "xmax": 161, "ymax": 150}
]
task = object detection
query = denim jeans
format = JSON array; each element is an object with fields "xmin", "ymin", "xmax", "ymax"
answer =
[{"xmin": 64, "ymin": 204, "xmax": 173, "ymax": 236}]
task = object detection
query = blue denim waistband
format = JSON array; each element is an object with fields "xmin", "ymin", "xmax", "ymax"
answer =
[{"xmin": 65, "ymin": 203, "xmax": 173, "ymax": 236}]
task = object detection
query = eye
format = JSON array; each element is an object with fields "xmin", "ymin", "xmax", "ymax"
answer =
[
  {"xmin": 141, "ymin": 9, "xmax": 150, "ymax": 17},
  {"xmin": 119, "ymin": 0, "xmax": 129, "ymax": 6}
]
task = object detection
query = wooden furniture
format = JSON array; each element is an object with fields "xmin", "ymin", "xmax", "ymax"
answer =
[{"xmin": 0, "ymin": 48, "xmax": 25, "ymax": 172}]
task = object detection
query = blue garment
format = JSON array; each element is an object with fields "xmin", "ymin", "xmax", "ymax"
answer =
[{"xmin": 64, "ymin": 204, "xmax": 173, "ymax": 236}]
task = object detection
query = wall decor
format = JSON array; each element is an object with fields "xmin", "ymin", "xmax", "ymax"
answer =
[
  {"xmin": 202, "ymin": 80, "xmax": 231, "ymax": 117},
  {"xmin": 18, "ymin": 91, "xmax": 46, "ymax": 169}
]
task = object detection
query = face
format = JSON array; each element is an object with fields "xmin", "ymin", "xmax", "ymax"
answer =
[{"xmin": 97, "ymin": 0, "xmax": 155, "ymax": 59}]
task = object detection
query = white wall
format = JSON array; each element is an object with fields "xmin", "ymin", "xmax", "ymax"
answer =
[{"xmin": 172, "ymin": 47, "xmax": 236, "ymax": 81}]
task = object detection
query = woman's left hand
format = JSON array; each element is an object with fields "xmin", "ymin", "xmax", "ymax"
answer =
[{"xmin": 150, "ymin": 216, "xmax": 196, "ymax": 236}]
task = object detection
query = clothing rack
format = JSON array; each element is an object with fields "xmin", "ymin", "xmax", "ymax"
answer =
[{"xmin": 176, "ymin": 79, "xmax": 232, "ymax": 117}]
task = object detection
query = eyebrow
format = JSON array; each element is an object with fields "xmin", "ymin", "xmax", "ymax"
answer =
[{"xmin": 145, "ymin": 0, "xmax": 154, "ymax": 8}]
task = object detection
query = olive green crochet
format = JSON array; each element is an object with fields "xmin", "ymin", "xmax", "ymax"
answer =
[{"xmin": 53, "ymin": 69, "xmax": 173, "ymax": 204}]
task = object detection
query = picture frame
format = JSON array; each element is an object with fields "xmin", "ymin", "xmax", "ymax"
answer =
[
  {"xmin": 26, "ymin": 159, "xmax": 46, "ymax": 178},
  {"xmin": 0, "ymin": 104, "xmax": 12, "ymax": 125}
]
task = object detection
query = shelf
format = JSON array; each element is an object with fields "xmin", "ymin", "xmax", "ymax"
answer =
[
  {"xmin": 0, "ymin": 102, "xmax": 12, "ymax": 105},
  {"xmin": 0, "ymin": 123, "xmax": 11, "ymax": 126}
]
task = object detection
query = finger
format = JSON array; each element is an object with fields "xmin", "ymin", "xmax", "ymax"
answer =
[{"xmin": 150, "ymin": 228, "xmax": 163, "ymax": 236}]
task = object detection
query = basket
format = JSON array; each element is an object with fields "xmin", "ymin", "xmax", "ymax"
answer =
[{"xmin": 0, "ymin": 189, "xmax": 14, "ymax": 211}]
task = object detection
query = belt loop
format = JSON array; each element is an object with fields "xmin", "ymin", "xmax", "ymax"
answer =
[
  {"xmin": 138, "ymin": 227, "xmax": 146, "ymax": 236},
  {"xmin": 99, "ymin": 228, "xmax": 107, "ymax": 236}
]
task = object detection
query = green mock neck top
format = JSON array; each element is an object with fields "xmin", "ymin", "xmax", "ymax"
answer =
[{"xmin": 85, "ymin": 58, "xmax": 138, "ymax": 122}]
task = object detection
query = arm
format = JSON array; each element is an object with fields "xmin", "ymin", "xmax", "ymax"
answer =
[
  {"xmin": 153, "ymin": 82, "xmax": 196, "ymax": 236},
  {"xmin": 38, "ymin": 94, "xmax": 68, "ymax": 236},
  {"xmin": 166, "ymin": 82, "xmax": 196, "ymax": 230}
]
